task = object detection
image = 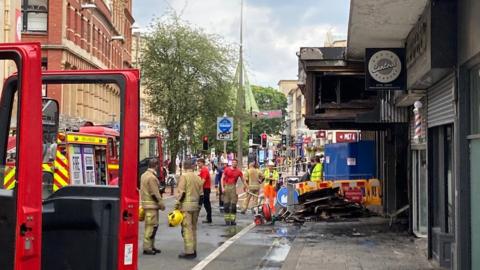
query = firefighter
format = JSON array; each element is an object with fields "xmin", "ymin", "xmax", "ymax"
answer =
[
  {"xmin": 240, "ymin": 162, "xmax": 263, "ymax": 214},
  {"xmin": 175, "ymin": 158, "xmax": 204, "ymax": 259},
  {"xmin": 221, "ymin": 158, "xmax": 247, "ymax": 225},
  {"xmin": 197, "ymin": 158, "xmax": 212, "ymax": 223},
  {"xmin": 140, "ymin": 158, "xmax": 166, "ymax": 255},
  {"xmin": 263, "ymin": 161, "xmax": 279, "ymax": 213}
]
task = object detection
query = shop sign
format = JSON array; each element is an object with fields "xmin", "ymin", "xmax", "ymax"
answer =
[
  {"xmin": 336, "ymin": 132, "xmax": 358, "ymax": 143},
  {"xmin": 316, "ymin": 130, "xmax": 326, "ymax": 138},
  {"xmin": 365, "ymin": 48, "xmax": 406, "ymax": 91},
  {"xmin": 344, "ymin": 188, "xmax": 363, "ymax": 203}
]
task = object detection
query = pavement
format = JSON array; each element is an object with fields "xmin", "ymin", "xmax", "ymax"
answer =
[
  {"xmin": 198, "ymin": 218, "xmax": 443, "ymax": 270},
  {"xmin": 280, "ymin": 218, "xmax": 443, "ymax": 270}
]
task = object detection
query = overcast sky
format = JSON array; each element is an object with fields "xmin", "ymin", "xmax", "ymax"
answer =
[{"xmin": 133, "ymin": 0, "xmax": 350, "ymax": 88}]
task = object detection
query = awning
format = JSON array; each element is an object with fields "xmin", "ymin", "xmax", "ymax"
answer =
[{"xmin": 347, "ymin": 0, "xmax": 428, "ymax": 61}]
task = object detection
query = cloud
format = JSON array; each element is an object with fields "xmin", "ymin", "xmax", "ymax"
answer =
[{"xmin": 133, "ymin": 0, "xmax": 350, "ymax": 87}]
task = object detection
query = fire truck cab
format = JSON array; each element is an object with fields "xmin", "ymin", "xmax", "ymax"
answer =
[
  {"xmin": 0, "ymin": 43, "xmax": 140, "ymax": 270},
  {"xmin": 139, "ymin": 135, "xmax": 164, "ymax": 183}
]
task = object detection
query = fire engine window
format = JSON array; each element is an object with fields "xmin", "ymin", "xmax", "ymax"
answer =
[
  {"xmin": 1, "ymin": 91, "xmax": 18, "ymax": 191},
  {"xmin": 46, "ymin": 82, "xmax": 122, "ymax": 192},
  {"xmin": 109, "ymin": 138, "xmax": 115, "ymax": 158}
]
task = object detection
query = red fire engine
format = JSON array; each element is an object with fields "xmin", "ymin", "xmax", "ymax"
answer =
[{"xmin": 0, "ymin": 43, "xmax": 141, "ymax": 270}]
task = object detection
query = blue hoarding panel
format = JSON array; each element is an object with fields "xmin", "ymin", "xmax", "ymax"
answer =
[{"xmin": 324, "ymin": 141, "xmax": 376, "ymax": 180}]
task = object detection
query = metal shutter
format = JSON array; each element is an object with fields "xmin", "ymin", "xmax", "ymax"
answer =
[{"xmin": 427, "ymin": 73, "xmax": 455, "ymax": 127}]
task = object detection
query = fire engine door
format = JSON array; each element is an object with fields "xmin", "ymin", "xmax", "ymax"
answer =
[
  {"xmin": 22, "ymin": 71, "xmax": 139, "ymax": 270},
  {"xmin": 0, "ymin": 43, "xmax": 44, "ymax": 270}
]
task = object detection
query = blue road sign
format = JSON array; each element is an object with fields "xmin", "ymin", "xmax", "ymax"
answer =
[
  {"xmin": 217, "ymin": 116, "xmax": 233, "ymax": 141},
  {"xmin": 276, "ymin": 187, "xmax": 299, "ymax": 207},
  {"xmin": 219, "ymin": 118, "xmax": 232, "ymax": 132}
]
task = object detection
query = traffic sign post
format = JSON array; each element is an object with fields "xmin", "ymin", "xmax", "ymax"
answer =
[{"xmin": 217, "ymin": 116, "xmax": 234, "ymax": 141}]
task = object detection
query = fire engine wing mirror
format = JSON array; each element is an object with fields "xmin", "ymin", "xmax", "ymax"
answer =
[
  {"xmin": 42, "ymin": 98, "xmax": 59, "ymax": 138},
  {"xmin": 0, "ymin": 43, "xmax": 43, "ymax": 270}
]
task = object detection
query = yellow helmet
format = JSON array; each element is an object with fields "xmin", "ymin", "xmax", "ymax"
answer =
[{"xmin": 168, "ymin": 210, "xmax": 184, "ymax": 227}]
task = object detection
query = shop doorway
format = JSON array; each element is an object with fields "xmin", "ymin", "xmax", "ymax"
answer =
[
  {"xmin": 412, "ymin": 149, "xmax": 427, "ymax": 237},
  {"xmin": 470, "ymin": 137, "xmax": 480, "ymax": 270},
  {"xmin": 428, "ymin": 124, "xmax": 454, "ymax": 267}
]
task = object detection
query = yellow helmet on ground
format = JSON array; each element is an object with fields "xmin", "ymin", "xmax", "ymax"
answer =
[{"xmin": 168, "ymin": 209, "xmax": 184, "ymax": 227}]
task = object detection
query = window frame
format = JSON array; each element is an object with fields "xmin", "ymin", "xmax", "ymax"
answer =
[{"xmin": 21, "ymin": 0, "xmax": 49, "ymax": 33}]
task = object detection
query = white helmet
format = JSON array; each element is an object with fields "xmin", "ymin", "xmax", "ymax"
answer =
[{"xmin": 267, "ymin": 161, "xmax": 275, "ymax": 166}]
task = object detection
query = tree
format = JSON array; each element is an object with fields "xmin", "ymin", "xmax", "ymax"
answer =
[
  {"xmin": 140, "ymin": 15, "xmax": 235, "ymax": 172},
  {"xmin": 251, "ymin": 85, "xmax": 288, "ymax": 139}
]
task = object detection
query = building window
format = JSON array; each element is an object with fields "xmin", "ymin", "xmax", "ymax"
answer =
[
  {"xmin": 103, "ymin": 0, "xmax": 113, "ymax": 10},
  {"xmin": 22, "ymin": 0, "xmax": 48, "ymax": 32}
]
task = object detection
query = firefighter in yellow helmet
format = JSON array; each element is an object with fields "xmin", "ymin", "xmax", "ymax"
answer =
[
  {"xmin": 263, "ymin": 161, "xmax": 279, "ymax": 213},
  {"xmin": 140, "ymin": 158, "xmax": 166, "ymax": 255},
  {"xmin": 240, "ymin": 162, "xmax": 263, "ymax": 214},
  {"xmin": 174, "ymin": 158, "xmax": 204, "ymax": 259}
]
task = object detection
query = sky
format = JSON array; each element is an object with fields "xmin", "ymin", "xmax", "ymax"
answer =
[{"xmin": 133, "ymin": 0, "xmax": 350, "ymax": 88}]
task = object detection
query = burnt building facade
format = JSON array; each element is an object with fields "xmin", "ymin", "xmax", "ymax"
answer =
[{"xmin": 298, "ymin": 0, "xmax": 480, "ymax": 269}]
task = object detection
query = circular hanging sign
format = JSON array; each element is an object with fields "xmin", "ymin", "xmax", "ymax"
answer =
[{"xmin": 368, "ymin": 50, "xmax": 402, "ymax": 83}]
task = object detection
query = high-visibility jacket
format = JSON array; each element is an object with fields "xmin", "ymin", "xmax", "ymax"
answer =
[
  {"xmin": 263, "ymin": 168, "xmax": 279, "ymax": 186},
  {"xmin": 310, "ymin": 163, "xmax": 323, "ymax": 182}
]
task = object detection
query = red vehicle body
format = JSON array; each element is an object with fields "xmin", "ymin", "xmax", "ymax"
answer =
[
  {"xmin": 0, "ymin": 43, "xmax": 140, "ymax": 270},
  {"xmin": 0, "ymin": 42, "xmax": 43, "ymax": 270},
  {"xmin": 79, "ymin": 126, "xmax": 121, "ymax": 182}
]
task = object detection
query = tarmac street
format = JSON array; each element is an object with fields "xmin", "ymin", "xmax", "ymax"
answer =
[{"xmin": 137, "ymin": 184, "xmax": 253, "ymax": 270}]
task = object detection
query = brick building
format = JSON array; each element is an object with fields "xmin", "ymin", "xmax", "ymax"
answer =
[
  {"xmin": 0, "ymin": 0, "xmax": 22, "ymax": 83},
  {"xmin": 21, "ymin": 0, "xmax": 134, "ymax": 125}
]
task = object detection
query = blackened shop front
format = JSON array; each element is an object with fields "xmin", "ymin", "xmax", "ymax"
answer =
[{"xmin": 405, "ymin": 1, "xmax": 457, "ymax": 268}]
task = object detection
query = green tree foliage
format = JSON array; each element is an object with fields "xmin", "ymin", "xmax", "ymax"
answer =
[
  {"xmin": 250, "ymin": 85, "xmax": 288, "ymax": 139},
  {"xmin": 140, "ymin": 15, "xmax": 235, "ymax": 172}
]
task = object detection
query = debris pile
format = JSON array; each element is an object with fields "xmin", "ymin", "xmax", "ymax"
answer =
[{"xmin": 284, "ymin": 187, "xmax": 372, "ymax": 223}]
